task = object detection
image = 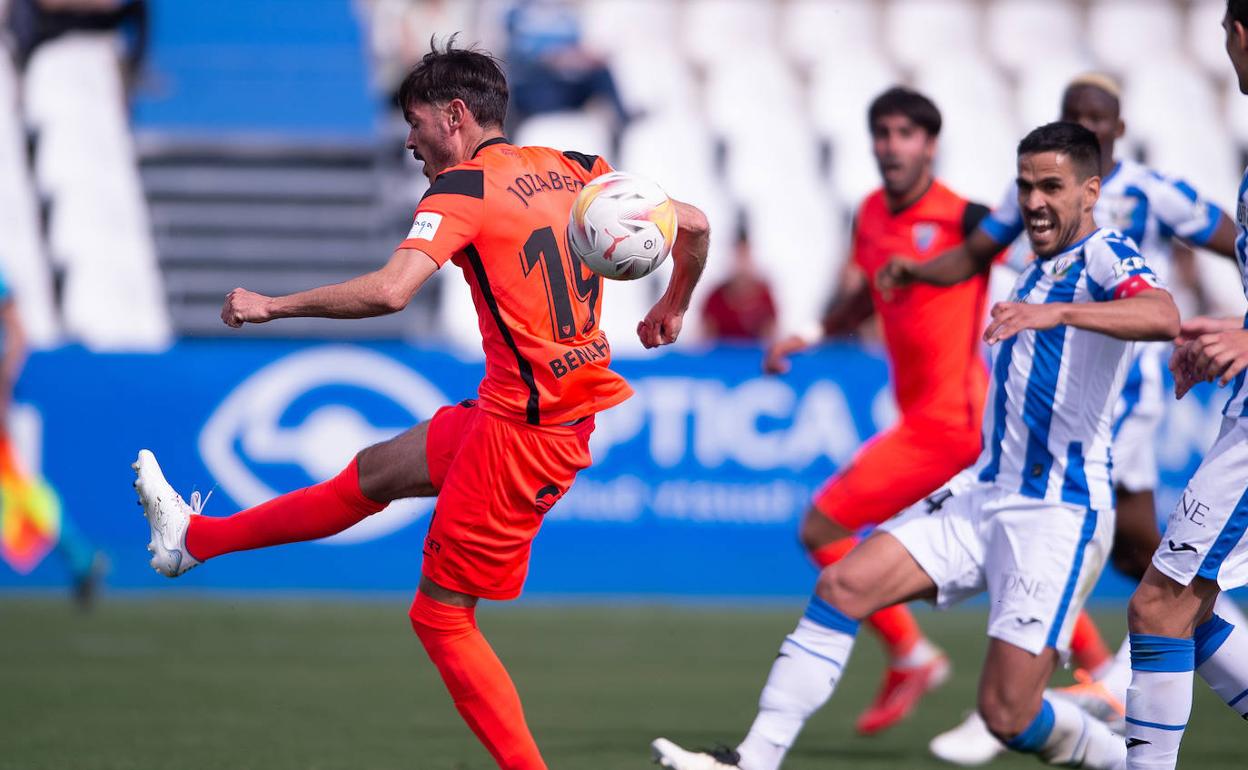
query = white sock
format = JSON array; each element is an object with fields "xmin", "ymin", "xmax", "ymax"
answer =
[
  {"xmin": 1125, "ymin": 634, "xmax": 1194, "ymax": 770},
  {"xmin": 1099, "ymin": 637, "xmax": 1133, "ymax": 705},
  {"xmin": 1194, "ymin": 603, "xmax": 1248, "ymax": 717},
  {"xmin": 893, "ymin": 635, "xmax": 940, "ymax": 669},
  {"xmin": 1041, "ymin": 696, "xmax": 1127, "ymax": 769},
  {"xmin": 735, "ymin": 597, "xmax": 858, "ymax": 770},
  {"xmin": 1004, "ymin": 697, "xmax": 1125, "ymax": 769}
]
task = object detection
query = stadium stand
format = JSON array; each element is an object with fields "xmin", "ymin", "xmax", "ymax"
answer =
[
  {"xmin": 0, "ymin": 46, "xmax": 58, "ymax": 347},
  {"xmin": 4, "ymin": 0, "xmax": 1246, "ymax": 351},
  {"xmin": 25, "ymin": 32, "xmax": 169, "ymax": 350}
]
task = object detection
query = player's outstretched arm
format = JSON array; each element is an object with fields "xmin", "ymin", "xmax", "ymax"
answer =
[
  {"xmin": 221, "ymin": 248, "xmax": 439, "ymax": 327},
  {"xmin": 638, "ymin": 200, "xmax": 709, "ymax": 349},
  {"xmin": 1197, "ymin": 212, "xmax": 1239, "ymax": 260},
  {"xmin": 983, "ymin": 289, "xmax": 1179, "ymax": 346},
  {"xmin": 876, "ymin": 227, "xmax": 1001, "ymax": 295}
]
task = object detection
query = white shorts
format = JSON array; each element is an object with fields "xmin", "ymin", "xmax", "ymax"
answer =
[
  {"xmin": 880, "ymin": 473, "xmax": 1114, "ymax": 656},
  {"xmin": 1153, "ymin": 417, "xmax": 1248, "ymax": 590},
  {"xmin": 1111, "ymin": 342, "xmax": 1165, "ymax": 493}
]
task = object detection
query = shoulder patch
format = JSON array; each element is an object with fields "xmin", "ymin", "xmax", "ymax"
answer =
[
  {"xmin": 562, "ymin": 150, "xmax": 600, "ymax": 173},
  {"xmin": 962, "ymin": 201, "xmax": 991, "ymax": 238},
  {"xmin": 421, "ymin": 169, "xmax": 485, "ymax": 201}
]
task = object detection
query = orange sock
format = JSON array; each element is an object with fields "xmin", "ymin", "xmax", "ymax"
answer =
[
  {"xmin": 185, "ymin": 457, "xmax": 385, "ymax": 561},
  {"xmin": 1069, "ymin": 610, "xmax": 1112, "ymax": 674},
  {"xmin": 811, "ymin": 535, "xmax": 922, "ymax": 659},
  {"xmin": 409, "ymin": 591, "xmax": 546, "ymax": 770}
]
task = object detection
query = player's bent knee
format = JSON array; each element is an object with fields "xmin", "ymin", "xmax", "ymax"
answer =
[
  {"xmin": 1127, "ymin": 583, "xmax": 1170, "ymax": 634},
  {"xmin": 814, "ymin": 565, "xmax": 871, "ymax": 620},
  {"xmin": 408, "ymin": 590, "xmax": 477, "ymax": 646}
]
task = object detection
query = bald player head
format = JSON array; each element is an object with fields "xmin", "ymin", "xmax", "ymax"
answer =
[{"xmin": 1059, "ymin": 73, "xmax": 1125, "ymax": 178}]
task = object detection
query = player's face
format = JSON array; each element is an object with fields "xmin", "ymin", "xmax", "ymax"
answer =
[
  {"xmin": 1225, "ymin": 13, "xmax": 1248, "ymax": 94},
  {"xmin": 871, "ymin": 114, "xmax": 935, "ymax": 198},
  {"xmin": 1059, "ymin": 86, "xmax": 1122, "ymax": 165},
  {"xmin": 1016, "ymin": 152, "xmax": 1099, "ymax": 258},
  {"xmin": 404, "ymin": 101, "xmax": 457, "ymax": 181}
]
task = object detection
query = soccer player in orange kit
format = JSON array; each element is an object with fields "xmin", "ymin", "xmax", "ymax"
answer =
[
  {"xmin": 130, "ymin": 41, "xmax": 709, "ymax": 770},
  {"xmin": 763, "ymin": 87, "xmax": 994, "ymax": 735}
]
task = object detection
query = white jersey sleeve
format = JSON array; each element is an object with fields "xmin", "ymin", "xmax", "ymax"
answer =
[
  {"xmin": 1082, "ymin": 230, "xmax": 1166, "ymax": 302},
  {"xmin": 1141, "ymin": 172, "xmax": 1224, "ymax": 248}
]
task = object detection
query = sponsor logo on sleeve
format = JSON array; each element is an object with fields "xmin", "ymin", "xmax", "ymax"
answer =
[{"xmin": 407, "ymin": 212, "xmax": 444, "ymax": 241}]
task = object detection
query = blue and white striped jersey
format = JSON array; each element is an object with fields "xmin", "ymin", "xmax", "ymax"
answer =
[
  {"xmin": 1221, "ymin": 168, "xmax": 1248, "ymax": 419},
  {"xmin": 974, "ymin": 228, "xmax": 1164, "ymax": 511},
  {"xmin": 979, "ymin": 158, "xmax": 1223, "ymax": 286}
]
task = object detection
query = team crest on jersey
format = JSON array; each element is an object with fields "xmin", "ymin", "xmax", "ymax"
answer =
[
  {"xmin": 912, "ymin": 223, "xmax": 938, "ymax": 253},
  {"xmin": 1049, "ymin": 256, "xmax": 1076, "ymax": 278}
]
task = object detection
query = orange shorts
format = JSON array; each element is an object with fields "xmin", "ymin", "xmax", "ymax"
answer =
[
  {"xmin": 814, "ymin": 418, "xmax": 981, "ymax": 531},
  {"xmin": 422, "ymin": 400, "xmax": 594, "ymax": 601}
]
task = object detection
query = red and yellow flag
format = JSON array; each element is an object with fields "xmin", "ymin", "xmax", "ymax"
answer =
[{"xmin": 0, "ymin": 435, "xmax": 61, "ymax": 575}]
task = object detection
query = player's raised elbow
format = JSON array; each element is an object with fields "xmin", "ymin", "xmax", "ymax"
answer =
[{"xmin": 674, "ymin": 200, "xmax": 710, "ymax": 239}]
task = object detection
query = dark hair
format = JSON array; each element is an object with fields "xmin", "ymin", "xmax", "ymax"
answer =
[
  {"xmin": 867, "ymin": 87, "xmax": 942, "ymax": 137},
  {"xmin": 1017, "ymin": 122, "xmax": 1102, "ymax": 180},
  {"xmin": 397, "ymin": 36, "xmax": 508, "ymax": 128},
  {"xmin": 1230, "ymin": 0, "xmax": 1248, "ymax": 26}
]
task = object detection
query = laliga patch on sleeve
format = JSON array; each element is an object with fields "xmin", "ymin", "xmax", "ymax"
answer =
[{"xmin": 407, "ymin": 212, "xmax": 443, "ymax": 241}]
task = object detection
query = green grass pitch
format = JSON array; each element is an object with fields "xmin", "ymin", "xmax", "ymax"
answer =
[{"xmin": 0, "ymin": 597, "xmax": 1240, "ymax": 769}]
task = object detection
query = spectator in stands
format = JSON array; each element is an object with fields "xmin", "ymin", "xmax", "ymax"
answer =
[
  {"xmin": 6, "ymin": 0, "xmax": 146, "ymax": 85},
  {"xmin": 504, "ymin": 0, "xmax": 632, "ymax": 132},
  {"xmin": 700, "ymin": 228, "xmax": 777, "ymax": 342}
]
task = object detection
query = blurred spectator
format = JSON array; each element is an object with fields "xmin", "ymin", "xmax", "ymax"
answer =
[
  {"xmin": 504, "ymin": 0, "xmax": 631, "ymax": 131},
  {"xmin": 700, "ymin": 230, "xmax": 777, "ymax": 342},
  {"xmin": 363, "ymin": 0, "xmax": 475, "ymax": 106},
  {"xmin": 6, "ymin": 0, "xmax": 146, "ymax": 84},
  {"xmin": 0, "ymin": 268, "xmax": 107, "ymax": 609}
]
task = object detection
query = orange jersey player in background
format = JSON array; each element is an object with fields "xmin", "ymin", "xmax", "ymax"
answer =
[
  {"xmin": 130, "ymin": 41, "xmax": 709, "ymax": 770},
  {"xmin": 764, "ymin": 87, "xmax": 993, "ymax": 737}
]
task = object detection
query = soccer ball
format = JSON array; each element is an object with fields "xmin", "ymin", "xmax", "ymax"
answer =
[{"xmin": 567, "ymin": 171, "xmax": 678, "ymax": 280}]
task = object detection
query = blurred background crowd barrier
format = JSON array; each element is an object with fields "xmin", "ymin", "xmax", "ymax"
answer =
[
  {"xmin": 2, "ymin": 0, "xmax": 1246, "ymax": 596},
  {"xmin": 1, "ymin": 342, "xmax": 1230, "ymax": 595}
]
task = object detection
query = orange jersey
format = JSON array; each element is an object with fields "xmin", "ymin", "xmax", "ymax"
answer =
[
  {"xmin": 400, "ymin": 139, "xmax": 633, "ymax": 425},
  {"xmin": 853, "ymin": 180, "xmax": 991, "ymax": 427}
]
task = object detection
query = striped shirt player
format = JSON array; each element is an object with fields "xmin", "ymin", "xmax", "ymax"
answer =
[
  {"xmin": 1155, "ymin": 168, "xmax": 1248, "ymax": 596},
  {"xmin": 978, "ymin": 158, "xmax": 1225, "ymax": 494},
  {"xmin": 880, "ymin": 227, "xmax": 1163, "ymax": 657}
]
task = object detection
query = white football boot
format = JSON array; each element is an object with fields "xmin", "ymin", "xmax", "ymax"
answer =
[
  {"xmin": 651, "ymin": 738, "xmax": 742, "ymax": 769},
  {"xmin": 928, "ymin": 711, "xmax": 1006, "ymax": 766},
  {"xmin": 132, "ymin": 449, "xmax": 204, "ymax": 577}
]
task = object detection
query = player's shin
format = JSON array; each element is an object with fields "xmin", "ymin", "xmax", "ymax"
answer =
[
  {"xmin": 1125, "ymin": 634, "xmax": 1194, "ymax": 770},
  {"xmin": 185, "ymin": 457, "xmax": 385, "ymax": 561},
  {"xmin": 735, "ymin": 596, "xmax": 858, "ymax": 770},
  {"xmin": 409, "ymin": 591, "xmax": 546, "ymax": 770},
  {"xmin": 1004, "ymin": 697, "xmax": 1126, "ymax": 769},
  {"xmin": 1193, "ymin": 608, "xmax": 1248, "ymax": 718}
]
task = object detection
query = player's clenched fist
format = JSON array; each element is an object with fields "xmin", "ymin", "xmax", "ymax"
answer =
[
  {"xmin": 637, "ymin": 300, "xmax": 684, "ymax": 349},
  {"xmin": 982, "ymin": 301, "xmax": 1063, "ymax": 345},
  {"xmin": 763, "ymin": 334, "xmax": 811, "ymax": 375},
  {"xmin": 874, "ymin": 256, "xmax": 919, "ymax": 301},
  {"xmin": 221, "ymin": 288, "xmax": 274, "ymax": 328}
]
